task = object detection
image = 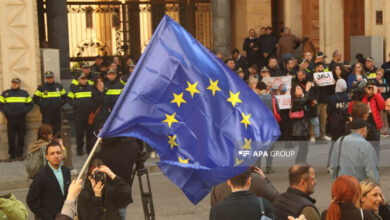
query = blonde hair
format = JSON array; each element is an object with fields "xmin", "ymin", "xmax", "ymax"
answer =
[{"xmin": 356, "ymin": 179, "xmax": 381, "ymax": 208}]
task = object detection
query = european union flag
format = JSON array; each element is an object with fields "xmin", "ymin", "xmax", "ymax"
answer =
[{"xmin": 99, "ymin": 15, "xmax": 280, "ymax": 204}]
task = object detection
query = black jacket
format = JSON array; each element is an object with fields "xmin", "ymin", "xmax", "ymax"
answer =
[
  {"xmin": 321, "ymin": 203, "xmax": 376, "ymax": 220},
  {"xmin": 95, "ymin": 137, "xmax": 141, "ymax": 185},
  {"xmin": 291, "ymin": 93, "xmax": 312, "ymax": 137},
  {"xmin": 210, "ymin": 172, "xmax": 279, "ymax": 207},
  {"xmin": 234, "ymin": 55, "xmax": 249, "ymax": 70},
  {"xmin": 67, "ymin": 84, "xmax": 93, "ymax": 114},
  {"xmin": 259, "ymin": 34, "xmax": 277, "ymax": 55},
  {"xmin": 327, "ymin": 92, "xmax": 350, "ymax": 140},
  {"xmin": 0, "ymin": 88, "xmax": 33, "ymax": 117},
  {"xmin": 243, "ymin": 37, "xmax": 260, "ymax": 64},
  {"xmin": 210, "ymin": 191, "xmax": 273, "ymax": 220},
  {"xmin": 91, "ymin": 87, "xmax": 111, "ymax": 130},
  {"xmin": 77, "ymin": 176, "xmax": 132, "ymax": 220},
  {"xmin": 273, "ymin": 187, "xmax": 319, "ymax": 220},
  {"xmin": 27, "ymin": 165, "xmax": 71, "ymax": 220},
  {"xmin": 104, "ymin": 79, "xmax": 124, "ymax": 109},
  {"xmin": 33, "ymin": 82, "xmax": 66, "ymax": 113}
]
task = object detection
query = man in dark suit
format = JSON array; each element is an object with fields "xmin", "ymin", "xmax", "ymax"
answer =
[
  {"xmin": 27, "ymin": 141, "xmax": 71, "ymax": 220},
  {"xmin": 209, "ymin": 169, "xmax": 273, "ymax": 220}
]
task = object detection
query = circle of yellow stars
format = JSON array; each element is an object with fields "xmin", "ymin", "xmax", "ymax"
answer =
[{"xmin": 161, "ymin": 78, "xmax": 253, "ymax": 166}]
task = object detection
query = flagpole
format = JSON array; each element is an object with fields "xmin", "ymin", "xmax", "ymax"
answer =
[{"xmin": 76, "ymin": 137, "xmax": 102, "ymax": 181}]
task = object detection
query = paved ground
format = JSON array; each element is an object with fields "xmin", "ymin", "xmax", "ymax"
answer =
[{"xmin": 1, "ymin": 138, "xmax": 390, "ymax": 220}]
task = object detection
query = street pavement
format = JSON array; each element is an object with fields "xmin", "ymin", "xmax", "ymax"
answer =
[{"xmin": 1, "ymin": 137, "xmax": 390, "ymax": 219}]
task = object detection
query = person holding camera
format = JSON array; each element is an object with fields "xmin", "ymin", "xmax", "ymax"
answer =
[{"xmin": 77, "ymin": 158, "xmax": 132, "ymax": 220}]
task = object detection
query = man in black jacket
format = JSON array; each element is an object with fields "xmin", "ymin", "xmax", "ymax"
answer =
[
  {"xmin": 210, "ymin": 169, "xmax": 273, "ymax": 220},
  {"xmin": 33, "ymin": 71, "xmax": 67, "ymax": 135},
  {"xmin": 243, "ymin": 29, "xmax": 260, "ymax": 66},
  {"xmin": 0, "ymin": 78, "xmax": 33, "ymax": 161},
  {"xmin": 27, "ymin": 141, "xmax": 71, "ymax": 220},
  {"xmin": 273, "ymin": 164, "xmax": 320, "ymax": 220},
  {"xmin": 68, "ymin": 73, "xmax": 93, "ymax": 155}
]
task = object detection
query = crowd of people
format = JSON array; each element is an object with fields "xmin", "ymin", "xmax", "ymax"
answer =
[
  {"xmin": 0, "ymin": 55, "xmax": 137, "ymax": 162},
  {"xmin": 1, "ymin": 25, "xmax": 390, "ymax": 219},
  {"xmin": 210, "ymin": 164, "xmax": 390, "ymax": 220},
  {"xmin": 219, "ymin": 27, "xmax": 390, "ymax": 174}
]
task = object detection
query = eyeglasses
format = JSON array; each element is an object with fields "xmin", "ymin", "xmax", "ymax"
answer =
[{"xmin": 367, "ymin": 86, "xmax": 374, "ymax": 90}]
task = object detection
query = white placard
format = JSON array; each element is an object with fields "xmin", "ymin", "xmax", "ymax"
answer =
[{"xmin": 313, "ymin": 72, "xmax": 334, "ymax": 86}]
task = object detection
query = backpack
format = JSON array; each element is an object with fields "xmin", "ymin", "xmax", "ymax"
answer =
[
  {"xmin": 0, "ymin": 194, "xmax": 28, "ymax": 220},
  {"xmin": 25, "ymin": 145, "xmax": 47, "ymax": 178},
  {"xmin": 334, "ymin": 95, "xmax": 349, "ymax": 124}
]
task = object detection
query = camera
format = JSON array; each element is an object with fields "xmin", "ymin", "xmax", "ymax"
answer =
[
  {"xmin": 92, "ymin": 170, "xmax": 106, "ymax": 183},
  {"xmin": 350, "ymin": 80, "xmax": 366, "ymax": 101}
]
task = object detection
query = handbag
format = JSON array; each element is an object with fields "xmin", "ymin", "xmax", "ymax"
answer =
[
  {"xmin": 271, "ymin": 95, "xmax": 282, "ymax": 123},
  {"xmin": 258, "ymin": 197, "xmax": 272, "ymax": 220},
  {"xmin": 289, "ymin": 110, "xmax": 304, "ymax": 119},
  {"xmin": 88, "ymin": 105, "xmax": 102, "ymax": 125},
  {"xmin": 335, "ymin": 136, "xmax": 346, "ymax": 177}
]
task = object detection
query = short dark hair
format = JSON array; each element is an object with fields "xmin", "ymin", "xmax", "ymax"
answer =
[
  {"xmin": 37, "ymin": 124, "xmax": 53, "ymax": 141},
  {"xmin": 232, "ymin": 49, "xmax": 239, "ymax": 54},
  {"xmin": 315, "ymin": 62, "xmax": 324, "ymax": 68},
  {"xmin": 225, "ymin": 58, "xmax": 234, "ymax": 64},
  {"xmin": 229, "ymin": 169, "xmax": 251, "ymax": 188},
  {"xmin": 250, "ymin": 64, "xmax": 258, "ymax": 71},
  {"xmin": 366, "ymin": 80, "xmax": 376, "ymax": 87},
  {"xmin": 257, "ymin": 81, "xmax": 267, "ymax": 91},
  {"xmin": 45, "ymin": 140, "xmax": 61, "ymax": 155},
  {"xmin": 289, "ymin": 164, "xmax": 312, "ymax": 186},
  {"xmin": 88, "ymin": 158, "xmax": 105, "ymax": 175}
]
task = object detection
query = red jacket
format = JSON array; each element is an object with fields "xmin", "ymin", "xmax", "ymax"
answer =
[{"xmin": 348, "ymin": 92, "xmax": 385, "ymax": 130}]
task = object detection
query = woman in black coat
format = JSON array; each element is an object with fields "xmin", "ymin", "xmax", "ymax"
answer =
[
  {"xmin": 290, "ymin": 83, "xmax": 313, "ymax": 163},
  {"xmin": 89, "ymin": 77, "xmax": 111, "ymax": 147},
  {"xmin": 77, "ymin": 158, "xmax": 132, "ymax": 220}
]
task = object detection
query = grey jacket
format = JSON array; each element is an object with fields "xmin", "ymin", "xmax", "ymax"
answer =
[{"xmin": 329, "ymin": 132, "xmax": 380, "ymax": 182}]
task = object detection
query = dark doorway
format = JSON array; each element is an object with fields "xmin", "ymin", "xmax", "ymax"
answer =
[{"xmin": 344, "ymin": 0, "xmax": 365, "ymax": 61}]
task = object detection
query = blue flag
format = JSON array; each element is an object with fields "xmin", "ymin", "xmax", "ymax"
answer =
[{"xmin": 99, "ymin": 15, "xmax": 280, "ymax": 204}]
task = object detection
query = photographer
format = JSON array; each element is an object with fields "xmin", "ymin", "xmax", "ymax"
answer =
[
  {"xmin": 348, "ymin": 81, "xmax": 385, "ymax": 161},
  {"xmin": 77, "ymin": 158, "xmax": 132, "ymax": 220}
]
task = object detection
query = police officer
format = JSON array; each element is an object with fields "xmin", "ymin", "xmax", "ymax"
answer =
[
  {"xmin": 0, "ymin": 78, "xmax": 33, "ymax": 161},
  {"xmin": 105, "ymin": 69, "xmax": 124, "ymax": 109},
  {"xmin": 33, "ymin": 71, "xmax": 66, "ymax": 135},
  {"xmin": 71, "ymin": 64, "xmax": 95, "ymax": 87},
  {"xmin": 365, "ymin": 56, "xmax": 378, "ymax": 81},
  {"xmin": 68, "ymin": 73, "xmax": 93, "ymax": 155},
  {"xmin": 120, "ymin": 64, "xmax": 135, "ymax": 86}
]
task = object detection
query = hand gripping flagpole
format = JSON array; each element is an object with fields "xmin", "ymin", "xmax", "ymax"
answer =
[{"xmin": 76, "ymin": 137, "xmax": 102, "ymax": 181}]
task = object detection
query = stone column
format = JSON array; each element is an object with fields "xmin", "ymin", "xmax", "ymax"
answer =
[
  {"xmin": 46, "ymin": 0, "xmax": 70, "ymax": 77},
  {"xmin": 320, "ymin": 0, "xmax": 344, "ymax": 63},
  {"xmin": 211, "ymin": 0, "xmax": 231, "ymax": 56},
  {"xmin": 0, "ymin": 0, "xmax": 42, "ymax": 159}
]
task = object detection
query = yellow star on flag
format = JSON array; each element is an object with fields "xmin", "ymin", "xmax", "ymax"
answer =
[
  {"xmin": 171, "ymin": 92, "xmax": 186, "ymax": 107},
  {"xmin": 242, "ymin": 138, "xmax": 252, "ymax": 150},
  {"xmin": 227, "ymin": 91, "xmax": 242, "ymax": 107},
  {"xmin": 206, "ymin": 79, "xmax": 221, "ymax": 96},
  {"xmin": 185, "ymin": 81, "xmax": 200, "ymax": 98},
  {"xmin": 167, "ymin": 135, "xmax": 178, "ymax": 149},
  {"xmin": 234, "ymin": 158, "xmax": 243, "ymax": 166},
  {"xmin": 240, "ymin": 112, "xmax": 252, "ymax": 129},
  {"xmin": 178, "ymin": 156, "xmax": 189, "ymax": 164},
  {"xmin": 162, "ymin": 113, "xmax": 178, "ymax": 128}
]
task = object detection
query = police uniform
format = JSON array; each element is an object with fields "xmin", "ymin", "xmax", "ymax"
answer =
[
  {"xmin": 68, "ymin": 74, "xmax": 93, "ymax": 155},
  {"xmin": 71, "ymin": 64, "xmax": 95, "ymax": 87},
  {"xmin": 105, "ymin": 69, "xmax": 124, "ymax": 109},
  {"xmin": 33, "ymin": 71, "xmax": 66, "ymax": 135},
  {"xmin": 364, "ymin": 56, "xmax": 378, "ymax": 81},
  {"xmin": 0, "ymin": 78, "xmax": 33, "ymax": 160}
]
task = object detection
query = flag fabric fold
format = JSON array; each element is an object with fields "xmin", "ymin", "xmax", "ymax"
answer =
[{"xmin": 99, "ymin": 15, "xmax": 280, "ymax": 204}]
